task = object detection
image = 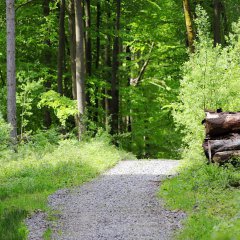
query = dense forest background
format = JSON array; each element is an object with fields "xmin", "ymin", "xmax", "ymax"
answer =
[
  {"xmin": 2, "ymin": 1, "xmax": 240, "ymax": 239},
  {"xmin": 1, "ymin": 0, "xmax": 240, "ymax": 159}
]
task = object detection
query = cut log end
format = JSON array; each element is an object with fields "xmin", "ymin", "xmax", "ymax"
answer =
[
  {"xmin": 212, "ymin": 151, "xmax": 240, "ymax": 163},
  {"xmin": 202, "ymin": 111, "xmax": 240, "ymax": 164}
]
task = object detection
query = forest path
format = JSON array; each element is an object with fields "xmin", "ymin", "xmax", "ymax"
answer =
[{"xmin": 27, "ymin": 160, "xmax": 185, "ymax": 240}]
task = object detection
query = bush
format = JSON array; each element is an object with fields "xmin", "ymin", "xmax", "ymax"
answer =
[
  {"xmin": 173, "ymin": 6, "xmax": 240, "ymax": 161},
  {"xmin": 0, "ymin": 113, "xmax": 11, "ymax": 152},
  {"xmin": 159, "ymin": 161, "xmax": 240, "ymax": 239}
]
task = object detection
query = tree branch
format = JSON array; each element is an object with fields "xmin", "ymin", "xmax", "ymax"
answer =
[
  {"xmin": 130, "ymin": 42, "xmax": 155, "ymax": 86},
  {"xmin": 16, "ymin": 0, "xmax": 37, "ymax": 12}
]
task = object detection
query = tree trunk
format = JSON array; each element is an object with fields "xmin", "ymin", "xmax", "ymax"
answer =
[
  {"xmin": 84, "ymin": 0, "xmax": 92, "ymax": 76},
  {"xmin": 57, "ymin": 0, "xmax": 65, "ymax": 95},
  {"xmin": 95, "ymin": 0, "xmax": 101, "ymax": 69},
  {"xmin": 74, "ymin": 0, "xmax": 86, "ymax": 139},
  {"xmin": 6, "ymin": 0, "xmax": 17, "ymax": 140},
  {"xmin": 183, "ymin": 0, "xmax": 195, "ymax": 53},
  {"xmin": 126, "ymin": 44, "xmax": 132, "ymax": 133},
  {"xmin": 204, "ymin": 112, "xmax": 240, "ymax": 137},
  {"xmin": 43, "ymin": 0, "xmax": 52, "ymax": 128},
  {"xmin": 110, "ymin": 0, "xmax": 121, "ymax": 134},
  {"xmin": 213, "ymin": 0, "xmax": 222, "ymax": 46},
  {"xmin": 68, "ymin": 0, "xmax": 77, "ymax": 100},
  {"xmin": 104, "ymin": 0, "xmax": 111, "ymax": 128}
]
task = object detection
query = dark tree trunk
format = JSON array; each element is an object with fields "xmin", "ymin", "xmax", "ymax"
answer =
[
  {"xmin": 222, "ymin": 3, "xmax": 228, "ymax": 42},
  {"xmin": 95, "ymin": 0, "xmax": 101, "ymax": 69},
  {"xmin": 213, "ymin": 0, "xmax": 222, "ymax": 46},
  {"xmin": 57, "ymin": 0, "xmax": 65, "ymax": 95},
  {"xmin": 104, "ymin": 0, "xmax": 112, "ymax": 128},
  {"xmin": 110, "ymin": 0, "xmax": 121, "ymax": 134},
  {"xmin": 43, "ymin": 0, "xmax": 52, "ymax": 128},
  {"xmin": 126, "ymin": 45, "xmax": 132, "ymax": 133},
  {"xmin": 183, "ymin": 0, "xmax": 195, "ymax": 53},
  {"xmin": 84, "ymin": 0, "xmax": 92, "ymax": 76},
  {"xmin": 68, "ymin": 0, "xmax": 76, "ymax": 100},
  {"xmin": 6, "ymin": 0, "xmax": 17, "ymax": 140}
]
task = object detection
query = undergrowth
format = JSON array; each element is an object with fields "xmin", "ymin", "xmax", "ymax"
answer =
[
  {"xmin": 0, "ymin": 132, "xmax": 132, "ymax": 240},
  {"xmin": 159, "ymin": 160, "xmax": 240, "ymax": 240}
]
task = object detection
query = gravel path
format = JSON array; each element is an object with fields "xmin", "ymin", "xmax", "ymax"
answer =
[{"xmin": 27, "ymin": 160, "xmax": 185, "ymax": 240}]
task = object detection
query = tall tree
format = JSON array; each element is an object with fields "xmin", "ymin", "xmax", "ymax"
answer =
[
  {"xmin": 6, "ymin": 0, "xmax": 17, "ymax": 139},
  {"xmin": 183, "ymin": 0, "xmax": 195, "ymax": 52},
  {"xmin": 213, "ymin": 0, "xmax": 222, "ymax": 46},
  {"xmin": 43, "ymin": 0, "xmax": 52, "ymax": 128},
  {"xmin": 84, "ymin": 0, "xmax": 92, "ymax": 76},
  {"xmin": 74, "ymin": 0, "xmax": 86, "ymax": 138},
  {"xmin": 104, "ymin": 0, "xmax": 111, "ymax": 128},
  {"xmin": 110, "ymin": 0, "xmax": 121, "ymax": 134},
  {"xmin": 95, "ymin": 0, "xmax": 101, "ymax": 69},
  {"xmin": 68, "ymin": 0, "xmax": 77, "ymax": 100},
  {"xmin": 57, "ymin": 0, "xmax": 66, "ymax": 95}
]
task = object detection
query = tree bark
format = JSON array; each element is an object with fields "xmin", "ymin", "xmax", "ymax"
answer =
[
  {"xmin": 204, "ymin": 112, "xmax": 240, "ymax": 137},
  {"xmin": 95, "ymin": 0, "xmax": 101, "ymax": 69},
  {"xmin": 130, "ymin": 42, "xmax": 154, "ymax": 86},
  {"xmin": 6, "ymin": 0, "xmax": 17, "ymax": 139},
  {"xmin": 74, "ymin": 0, "xmax": 86, "ymax": 139},
  {"xmin": 203, "ymin": 134, "xmax": 240, "ymax": 158},
  {"xmin": 183, "ymin": 0, "xmax": 195, "ymax": 53},
  {"xmin": 110, "ymin": 0, "xmax": 121, "ymax": 134},
  {"xmin": 43, "ymin": 0, "xmax": 52, "ymax": 128},
  {"xmin": 104, "ymin": 0, "xmax": 111, "ymax": 128},
  {"xmin": 57, "ymin": 0, "xmax": 65, "ymax": 95},
  {"xmin": 68, "ymin": 0, "xmax": 77, "ymax": 100},
  {"xmin": 126, "ymin": 44, "xmax": 132, "ymax": 133},
  {"xmin": 84, "ymin": 0, "xmax": 92, "ymax": 76},
  {"xmin": 213, "ymin": 0, "xmax": 222, "ymax": 46}
]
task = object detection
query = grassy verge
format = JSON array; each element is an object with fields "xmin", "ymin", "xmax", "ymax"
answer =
[
  {"xmin": 0, "ymin": 136, "xmax": 132, "ymax": 240},
  {"xmin": 159, "ymin": 160, "xmax": 240, "ymax": 240}
]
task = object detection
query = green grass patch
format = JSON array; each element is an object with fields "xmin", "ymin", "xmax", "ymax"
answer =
[
  {"xmin": 0, "ymin": 137, "xmax": 132, "ymax": 239},
  {"xmin": 159, "ymin": 161, "xmax": 240, "ymax": 240}
]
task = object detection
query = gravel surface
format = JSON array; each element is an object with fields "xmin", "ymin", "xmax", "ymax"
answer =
[{"xmin": 26, "ymin": 160, "xmax": 185, "ymax": 240}]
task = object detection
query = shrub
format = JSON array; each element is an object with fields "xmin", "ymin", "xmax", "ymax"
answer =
[
  {"xmin": 0, "ymin": 113, "xmax": 11, "ymax": 152},
  {"xmin": 173, "ymin": 6, "xmax": 240, "ymax": 161}
]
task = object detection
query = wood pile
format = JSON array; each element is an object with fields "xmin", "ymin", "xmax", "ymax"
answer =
[{"xmin": 202, "ymin": 110, "xmax": 240, "ymax": 163}]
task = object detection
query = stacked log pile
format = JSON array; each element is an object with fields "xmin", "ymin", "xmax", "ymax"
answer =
[{"xmin": 202, "ymin": 111, "xmax": 240, "ymax": 163}]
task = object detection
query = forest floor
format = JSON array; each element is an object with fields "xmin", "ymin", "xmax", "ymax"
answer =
[{"xmin": 26, "ymin": 160, "xmax": 185, "ymax": 240}]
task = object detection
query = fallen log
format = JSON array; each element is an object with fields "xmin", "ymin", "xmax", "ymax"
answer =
[
  {"xmin": 204, "ymin": 112, "xmax": 240, "ymax": 137},
  {"xmin": 212, "ymin": 150, "xmax": 240, "ymax": 163},
  {"xmin": 203, "ymin": 133, "xmax": 240, "ymax": 158}
]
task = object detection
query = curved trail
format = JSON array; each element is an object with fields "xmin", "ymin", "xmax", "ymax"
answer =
[{"xmin": 27, "ymin": 160, "xmax": 185, "ymax": 240}]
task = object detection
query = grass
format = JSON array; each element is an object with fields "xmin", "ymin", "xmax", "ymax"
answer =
[
  {"xmin": 159, "ymin": 160, "xmax": 240, "ymax": 240},
  {"xmin": 0, "ymin": 136, "xmax": 132, "ymax": 240}
]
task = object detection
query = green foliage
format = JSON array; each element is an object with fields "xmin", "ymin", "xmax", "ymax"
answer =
[
  {"xmin": 0, "ymin": 113, "xmax": 11, "ymax": 152},
  {"xmin": 0, "ymin": 136, "xmax": 131, "ymax": 239},
  {"xmin": 118, "ymin": 0, "xmax": 186, "ymax": 158},
  {"xmin": 159, "ymin": 161, "xmax": 240, "ymax": 239},
  {"xmin": 173, "ymin": 7, "xmax": 240, "ymax": 160},
  {"xmin": 17, "ymin": 76, "xmax": 44, "ymax": 135},
  {"xmin": 38, "ymin": 90, "xmax": 78, "ymax": 126},
  {"xmin": 16, "ymin": 129, "xmax": 60, "ymax": 160}
]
